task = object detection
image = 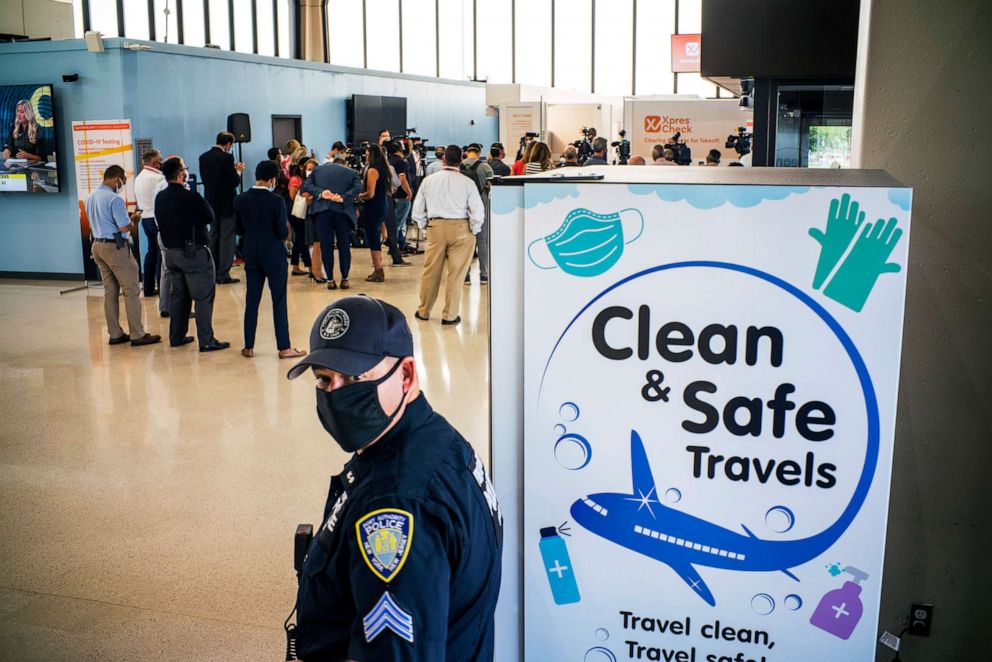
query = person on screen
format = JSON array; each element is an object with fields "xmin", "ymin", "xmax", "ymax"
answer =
[{"xmin": 2, "ymin": 99, "xmax": 49, "ymax": 162}]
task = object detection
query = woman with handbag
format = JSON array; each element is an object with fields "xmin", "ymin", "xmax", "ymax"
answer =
[{"xmin": 295, "ymin": 158, "xmax": 326, "ymax": 283}]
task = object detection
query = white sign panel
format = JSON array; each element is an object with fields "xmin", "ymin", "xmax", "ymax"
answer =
[{"xmin": 522, "ymin": 182, "xmax": 911, "ymax": 661}]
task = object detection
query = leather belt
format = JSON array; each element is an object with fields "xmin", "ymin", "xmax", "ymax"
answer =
[{"xmin": 92, "ymin": 238, "xmax": 118, "ymax": 243}]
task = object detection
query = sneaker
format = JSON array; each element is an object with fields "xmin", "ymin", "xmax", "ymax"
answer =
[{"xmin": 480, "ymin": 275, "xmax": 488, "ymax": 285}]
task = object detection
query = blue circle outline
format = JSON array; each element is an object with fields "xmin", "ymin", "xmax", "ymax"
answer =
[{"xmin": 539, "ymin": 261, "xmax": 880, "ymax": 549}]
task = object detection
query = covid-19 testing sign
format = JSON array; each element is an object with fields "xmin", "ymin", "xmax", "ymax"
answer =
[{"xmin": 519, "ymin": 180, "xmax": 911, "ymax": 661}]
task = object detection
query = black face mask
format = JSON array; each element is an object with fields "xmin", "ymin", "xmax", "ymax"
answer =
[{"xmin": 315, "ymin": 359, "xmax": 406, "ymax": 453}]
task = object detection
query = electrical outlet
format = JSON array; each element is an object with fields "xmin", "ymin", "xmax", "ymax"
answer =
[{"xmin": 908, "ymin": 603, "xmax": 933, "ymax": 637}]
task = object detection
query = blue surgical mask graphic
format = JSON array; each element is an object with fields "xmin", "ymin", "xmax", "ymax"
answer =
[{"xmin": 528, "ymin": 208, "xmax": 644, "ymax": 278}]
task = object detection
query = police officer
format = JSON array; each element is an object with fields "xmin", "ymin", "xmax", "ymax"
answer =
[{"xmin": 286, "ymin": 295, "xmax": 503, "ymax": 660}]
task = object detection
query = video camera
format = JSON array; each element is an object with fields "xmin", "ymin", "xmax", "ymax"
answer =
[
  {"xmin": 611, "ymin": 129, "xmax": 631, "ymax": 165},
  {"xmin": 664, "ymin": 132, "xmax": 693, "ymax": 166},
  {"xmin": 409, "ymin": 137, "xmax": 431, "ymax": 159},
  {"xmin": 344, "ymin": 142, "xmax": 370, "ymax": 171},
  {"xmin": 516, "ymin": 131, "xmax": 539, "ymax": 159},
  {"xmin": 725, "ymin": 126, "xmax": 752, "ymax": 157}
]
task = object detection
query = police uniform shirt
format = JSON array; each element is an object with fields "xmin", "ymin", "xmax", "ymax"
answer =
[{"xmin": 296, "ymin": 394, "xmax": 503, "ymax": 661}]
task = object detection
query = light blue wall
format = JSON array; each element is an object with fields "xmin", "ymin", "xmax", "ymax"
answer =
[{"xmin": 0, "ymin": 39, "xmax": 497, "ymax": 277}]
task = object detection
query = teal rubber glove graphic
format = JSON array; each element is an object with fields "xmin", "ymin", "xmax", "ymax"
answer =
[
  {"xmin": 528, "ymin": 208, "xmax": 644, "ymax": 278},
  {"xmin": 823, "ymin": 217, "xmax": 903, "ymax": 312},
  {"xmin": 809, "ymin": 194, "xmax": 865, "ymax": 290}
]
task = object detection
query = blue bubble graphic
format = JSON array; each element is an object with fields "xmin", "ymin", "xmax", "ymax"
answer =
[
  {"xmin": 595, "ymin": 628, "xmax": 610, "ymax": 641},
  {"xmin": 785, "ymin": 594, "xmax": 803, "ymax": 611},
  {"xmin": 559, "ymin": 402, "xmax": 580, "ymax": 421},
  {"xmin": 555, "ymin": 434, "xmax": 592, "ymax": 470},
  {"xmin": 665, "ymin": 488, "xmax": 682, "ymax": 503},
  {"xmin": 765, "ymin": 506, "xmax": 796, "ymax": 533},
  {"xmin": 584, "ymin": 647, "xmax": 617, "ymax": 662},
  {"xmin": 553, "ymin": 423, "xmax": 567, "ymax": 436},
  {"xmin": 751, "ymin": 593, "xmax": 776, "ymax": 615}
]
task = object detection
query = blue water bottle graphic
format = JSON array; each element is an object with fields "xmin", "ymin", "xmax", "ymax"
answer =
[{"xmin": 539, "ymin": 526, "xmax": 581, "ymax": 605}]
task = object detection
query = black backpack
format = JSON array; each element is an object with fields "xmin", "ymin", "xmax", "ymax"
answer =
[{"xmin": 459, "ymin": 160, "xmax": 488, "ymax": 196}]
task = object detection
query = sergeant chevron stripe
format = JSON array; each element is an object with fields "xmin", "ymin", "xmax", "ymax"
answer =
[{"xmin": 363, "ymin": 591, "xmax": 414, "ymax": 643}]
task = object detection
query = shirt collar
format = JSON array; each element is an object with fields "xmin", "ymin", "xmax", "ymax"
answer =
[
  {"xmin": 142, "ymin": 165, "xmax": 161, "ymax": 174},
  {"xmin": 441, "ymin": 166, "xmax": 460, "ymax": 172}
]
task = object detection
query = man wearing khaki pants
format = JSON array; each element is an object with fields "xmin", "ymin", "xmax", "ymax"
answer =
[
  {"xmin": 411, "ymin": 145, "xmax": 485, "ymax": 326},
  {"xmin": 84, "ymin": 165, "xmax": 160, "ymax": 347}
]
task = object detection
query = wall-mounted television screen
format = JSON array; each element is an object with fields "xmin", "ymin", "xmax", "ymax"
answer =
[
  {"xmin": 0, "ymin": 84, "xmax": 60, "ymax": 193},
  {"xmin": 347, "ymin": 94, "xmax": 408, "ymax": 144}
]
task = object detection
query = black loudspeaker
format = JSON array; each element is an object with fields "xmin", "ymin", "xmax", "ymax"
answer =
[{"xmin": 227, "ymin": 113, "xmax": 251, "ymax": 142}]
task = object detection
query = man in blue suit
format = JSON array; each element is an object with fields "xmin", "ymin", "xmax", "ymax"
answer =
[
  {"xmin": 302, "ymin": 157, "xmax": 363, "ymax": 290},
  {"xmin": 234, "ymin": 160, "xmax": 307, "ymax": 359}
]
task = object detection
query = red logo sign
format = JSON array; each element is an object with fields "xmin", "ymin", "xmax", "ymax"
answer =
[
  {"xmin": 671, "ymin": 34, "xmax": 701, "ymax": 73},
  {"xmin": 644, "ymin": 116, "xmax": 662, "ymax": 133}
]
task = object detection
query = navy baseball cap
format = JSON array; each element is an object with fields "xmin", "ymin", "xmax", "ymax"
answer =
[{"xmin": 286, "ymin": 295, "xmax": 414, "ymax": 379}]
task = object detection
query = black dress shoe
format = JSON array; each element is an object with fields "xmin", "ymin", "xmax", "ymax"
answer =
[
  {"xmin": 108, "ymin": 333, "xmax": 130, "ymax": 345},
  {"xmin": 160, "ymin": 311, "xmax": 170, "ymax": 318},
  {"xmin": 131, "ymin": 333, "xmax": 162, "ymax": 347},
  {"xmin": 414, "ymin": 311, "xmax": 429, "ymax": 321},
  {"xmin": 170, "ymin": 336, "xmax": 194, "ymax": 347},
  {"xmin": 441, "ymin": 316, "xmax": 462, "ymax": 326},
  {"xmin": 216, "ymin": 277, "xmax": 241, "ymax": 284},
  {"xmin": 200, "ymin": 339, "xmax": 231, "ymax": 352}
]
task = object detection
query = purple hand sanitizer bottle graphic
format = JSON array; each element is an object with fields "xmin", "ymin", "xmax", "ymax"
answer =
[{"xmin": 810, "ymin": 566, "xmax": 869, "ymax": 639}]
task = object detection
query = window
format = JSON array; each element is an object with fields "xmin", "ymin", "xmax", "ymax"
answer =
[
  {"xmin": 124, "ymin": 2, "xmax": 151, "ymax": 41},
  {"xmin": 328, "ymin": 0, "xmax": 365, "ymax": 67},
  {"xmin": 401, "ymin": 0, "xmax": 437, "ymax": 76},
  {"xmin": 553, "ymin": 0, "xmax": 591, "ymax": 93},
  {"xmin": 514, "ymin": 0, "xmax": 551, "ymax": 86},
  {"xmin": 277, "ymin": 0, "xmax": 292, "ymax": 57},
  {"xmin": 256, "ymin": 0, "xmax": 276, "ymax": 56},
  {"xmin": 208, "ymin": 0, "xmax": 231, "ymax": 49},
  {"xmin": 592, "ymin": 0, "xmax": 633, "ymax": 95},
  {"xmin": 183, "ymin": 0, "xmax": 207, "ymax": 47},
  {"xmin": 475, "ymin": 0, "xmax": 511, "ymax": 83},
  {"xmin": 88, "ymin": 0, "xmax": 120, "ymax": 37},
  {"xmin": 366, "ymin": 0, "xmax": 401, "ymax": 72},
  {"xmin": 437, "ymin": 0, "xmax": 470, "ymax": 80},
  {"xmin": 233, "ymin": 0, "xmax": 254, "ymax": 53},
  {"xmin": 634, "ymin": 0, "xmax": 674, "ymax": 95},
  {"xmin": 674, "ymin": 0, "xmax": 716, "ymax": 97}
]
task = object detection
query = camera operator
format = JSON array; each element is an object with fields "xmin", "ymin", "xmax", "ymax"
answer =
[
  {"xmin": 652, "ymin": 144, "xmax": 676, "ymax": 166},
  {"xmin": 425, "ymin": 146, "xmax": 445, "ymax": 177},
  {"xmin": 378, "ymin": 129, "xmax": 391, "ymax": 146},
  {"xmin": 560, "ymin": 145, "xmax": 581, "ymax": 167},
  {"xmin": 488, "ymin": 143, "xmax": 510, "ymax": 177},
  {"xmin": 585, "ymin": 137, "xmax": 609, "ymax": 165}
]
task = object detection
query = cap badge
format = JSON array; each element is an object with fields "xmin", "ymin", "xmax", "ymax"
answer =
[{"xmin": 319, "ymin": 308, "xmax": 350, "ymax": 340}]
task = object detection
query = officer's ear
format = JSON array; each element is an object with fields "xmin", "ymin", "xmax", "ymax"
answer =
[{"xmin": 400, "ymin": 356, "xmax": 417, "ymax": 392}]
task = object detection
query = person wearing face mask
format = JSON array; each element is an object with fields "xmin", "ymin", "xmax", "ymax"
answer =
[
  {"xmin": 85, "ymin": 165, "xmax": 161, "ymax": 347},
  {"xmin": 285, "ymin": 295, "xmax": 503, "ymax": 661},
  {"xmin": 198, "ymin": 131, "xmax": 246, "ymax": 285},
  {"xmin": 233, "ymin": 160, "xmax": 307, "ymax": 359},
  {"xmin": 155, "ymin": 157, "xmax": 229, "ymax": 352}
]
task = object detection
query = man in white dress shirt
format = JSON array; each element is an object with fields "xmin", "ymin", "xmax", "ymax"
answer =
[
  {"xmin": 411, "ymin": 145, "xmax": 484, "ymax": 326},
  {"xmin": 133, "ymin": 149, "xmax": 170, "ymax": 316}
]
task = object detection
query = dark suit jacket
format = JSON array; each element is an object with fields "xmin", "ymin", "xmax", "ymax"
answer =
[
  {"xmin": 301, "ymin": 163, "xmax": 363, "ymax": 223},
  {"xmin": 155, "ymin": 183, "xmax": 215, "ymax": 249},
  {"xmin": 234, "ymin": 188, "xmax": 289, "ymax": 269},
  {"xmin": 199, "ymin": 146, "xmax": 241, "ymax": 217}
]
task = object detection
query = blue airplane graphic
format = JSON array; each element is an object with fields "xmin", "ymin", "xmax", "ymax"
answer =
[{"xmin": 570, "ymin": 430, "xmax": 873, "ymax": 606}]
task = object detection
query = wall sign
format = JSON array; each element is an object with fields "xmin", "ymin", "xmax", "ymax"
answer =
[
  {"xmin": 672, "ymin": 34, "xmax": 702, "ymax": 73},
  {"xmin": 522, "ymin": 182, "xmax": 911, "ymax": 661}
]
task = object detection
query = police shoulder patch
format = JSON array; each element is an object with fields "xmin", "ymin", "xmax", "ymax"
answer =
[{"xmin": 355, "ymin": 508, "xmax": 414, "ymax": 583}]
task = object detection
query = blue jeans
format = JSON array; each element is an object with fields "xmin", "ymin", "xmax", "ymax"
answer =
[
  {"xmin": 141, "ymin": 217, "xmax": 160, "ymax": 296},
  {"xmin": 393, "ymin": 198, "xmax": 412, "ymax": 249}
]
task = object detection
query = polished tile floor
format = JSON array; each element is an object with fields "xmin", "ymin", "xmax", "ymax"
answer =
[{"xmin": 0, "ymin": 251, "xmax": 490, "ymax": 660}]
